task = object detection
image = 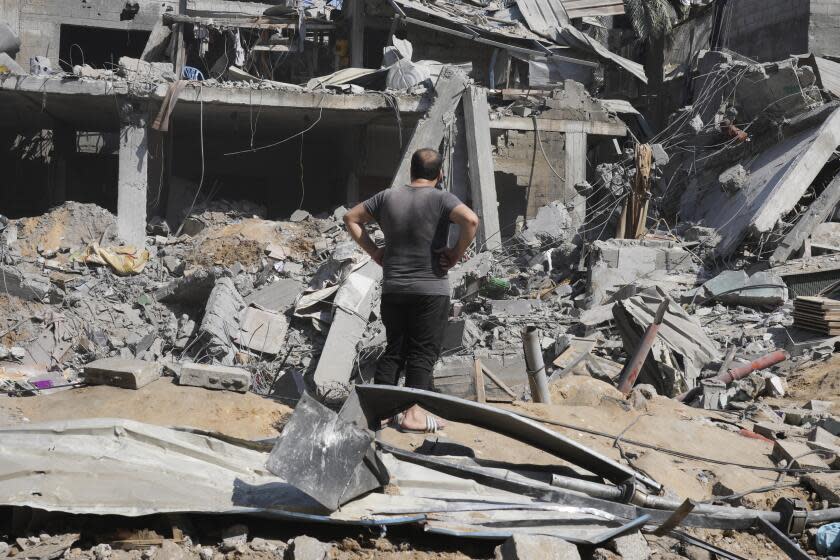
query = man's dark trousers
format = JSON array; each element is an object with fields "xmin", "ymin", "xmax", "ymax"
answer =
[{"xmin": 374, "ymin": 293, "xmax": 450, "ymax": 391}]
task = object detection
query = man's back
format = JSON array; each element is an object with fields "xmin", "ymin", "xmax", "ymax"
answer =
[{"xmin": 364, "ymin": 185, "xmax": 461, "ymax": 296}]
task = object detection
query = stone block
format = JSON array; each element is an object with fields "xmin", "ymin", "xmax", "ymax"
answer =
[
  {"xmin": 806, "ymin": 400, "xmax": 835, "ymax": 412},
  {"xmin": 803, "ymin": 473, "xmax": 840, "ymax": 504},
  {"xmin": 494, "ymin": 534, "xmax": 581, "ymax": 560},
  {"xmin": 289, "ymin": 536, "xmax": 330, "ymax": 560},
  {"xmin": 179, "ymin": 363, "xmax": 251, "ymax": 393},
  {"xmin": 821, "ymin": 416, "xmax": 840, "ymax": 437},
  {"xmin": 772, "ymin": 439, "xmax": 830, "ymax": 469},
  {"xmin": 83, "ymin": 358, "xmax": 161, "ymax": 390},
  {"xmin": 609, "ymin": 532, "xmax": 651, "ymax": 560}
]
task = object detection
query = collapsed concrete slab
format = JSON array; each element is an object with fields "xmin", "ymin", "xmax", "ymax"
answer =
[
  {"xmin": 83, "ymin": 357, "xmax": 161, "ymax": 390},
  {"xmin": 179, "ymin": 362, "xmax": 251, "ymax": 393},
  {"xmin": 0, "ymin": 265, "xmax": 55, "ymax": 303},
  {"xmin": 312, "ymin": 260, "xmax": 381, "ymax": 401},
  {"xmin": 613, "ymin": 287, "xmax": 720, "ymax": 396},
  {"xmin": 681, "ymin": 107, "xmax": 840, "ymax": 258},
  {"xmin": 699, "ymin": 270, "xmax": 788, "ymax": 307}
]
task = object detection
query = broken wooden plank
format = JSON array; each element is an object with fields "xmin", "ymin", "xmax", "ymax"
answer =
[
  {"xmin": 474, "ymin": 358, "xmax": 486, "ymax": 403},
  {"xmin": 771, "ymin": 174, "xmax": 840, "ymax": 264},
  {"xmin": 463, "ymin": 85, "xmax": 502, "ymax": 251},
  {"xmin": 390, "ymin": 66, "xmax": 469, "ymax": 189}
]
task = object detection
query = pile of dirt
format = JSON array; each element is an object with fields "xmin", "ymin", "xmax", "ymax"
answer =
[{"xmin": 13, "ymin": 201, "xmax": 119, "ymax": 258}]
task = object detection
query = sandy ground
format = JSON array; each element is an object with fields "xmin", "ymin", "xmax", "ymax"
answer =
[
  {"xmin": 0, "ymin": 377, "xmax": 291, "ymax": 439},
  {"xmin": 381, "ymin": 374, "xmax": 783, "ymax": 504}
]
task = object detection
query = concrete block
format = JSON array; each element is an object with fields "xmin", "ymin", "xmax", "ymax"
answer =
[
  {"xmin": 772, "ymin": 439, "xmax": 830, "ymax": 470},
  {"xmin": 803, "ymin": 473, "xmax": 840, "ymax": 504},
  {"xmin": 701, "ymin": 379, "xmax": 728, "ymax": 410},
  {"xmin": 608, "ymin": 532, "xmax": 650, "ymax": 560},
  {"xmin": 765, "ymin": 375, "xmax": 787, "ymax": 397},
  {"xmin": 289, "ymin": 536, "xmax": 330, "ymax": 560},
  {"xmin": 806, "ymin": 400, "xmax": 835, "ymax": 412},
  {"xmin": 83, "ymin": 358, "xmax": 161, "ymax": 390},
  {"xmin": 821, "ymin": 416, "xmax": 840, "ymax": 436},
  {"xmin": 179, "ymin": 362, "xmax": 251, "ymax": 392},
  {"xmin": 494, "ymin": 534, "xmax": 581, "ymax": 560}
]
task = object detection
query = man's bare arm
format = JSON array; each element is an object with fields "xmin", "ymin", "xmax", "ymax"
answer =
[
  {"xmin": 343, "ymin": 203, "xmax": 384, "ymax": 265},
  {"xmin": 438, "ymin": 204, "xmax": 480, "ymax": 271}
]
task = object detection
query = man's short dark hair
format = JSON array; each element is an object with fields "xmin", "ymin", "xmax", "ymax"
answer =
[{"xmin": 410, "ymin": 148, "xmax": 443, "ymax": 181}]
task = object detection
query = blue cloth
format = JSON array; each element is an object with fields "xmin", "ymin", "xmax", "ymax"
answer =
[{"xmin": 817, "ymin": 523, "xmax": 840, "ymax": 555}]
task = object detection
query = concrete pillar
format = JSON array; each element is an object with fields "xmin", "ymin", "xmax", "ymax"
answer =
[
  {"xmin": 117, "ymin": 104, "xmax": 149, "ymax": 248},
  {"xmin": 564, "ymin": 130, "xmax": 587, "ymax": 239}
]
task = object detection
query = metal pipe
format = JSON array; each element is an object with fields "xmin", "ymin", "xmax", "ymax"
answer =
[
  {"xmin": 718, "ymin": 350, "xmax": 788, "ymax": 384},
  {"xmin": 617, "ymin": 299, "xmax": 670, "ymax": 395},
  {"xmin": 550, "ymin": 474, "xmax": 624, "ymax": 501},
  {"xmin": 522, "ymin": 326, "xmax": 552, "ymax": 404},
  {"xmin": 678, "ymin": 350, "xmax": 788, "ymax": 402}
]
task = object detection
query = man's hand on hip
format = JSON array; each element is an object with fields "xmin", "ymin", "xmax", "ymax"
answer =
[
  {"xmin": 371, "ymin": 247, "xmax": 385, "ymax": 266},
  {"xmin": 435, "ymin": 247, "xmax": 461, "ymax": 272}
]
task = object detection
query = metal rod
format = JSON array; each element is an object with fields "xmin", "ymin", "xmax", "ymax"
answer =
[
  {"xmin": 522, "ymin": 326, "xmax": 552, "ymax": 404},
  {"xmin": 756, "ymin": 518, "xmax": 814, "ymax": 560},
  {"xmin": 617, "ymin": 299, "xmax": 669, "ymax": 395}
]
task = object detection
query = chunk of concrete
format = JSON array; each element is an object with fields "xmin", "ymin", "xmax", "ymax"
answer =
[
  {"xmin": 608, "ymin": 532, "xmax": 651, "ymax": 560},
  {"xmin": 289, "ymin": 536, "xmax": 330, "ymax": 560},
  {"xmin": 772, "ymin": 439, "xmax": 830, "ymax": 470},
  {"xmin": 488, "ymin": 299, "xmax": 541, "ymax": 316},
  {"xmin": 245, "ymin": 278, "xmax": 302, "ymax": 313},
  {"xmin": 0, "ymin": 265, "xmax": 54, "ymax": 302},
  {"xmin": 83, "ymin": 358, "xmax": 161, "ymax": 390},
  {"xmin": 719, "ymin": 164, "xmax": 748, "ymax": 194},
  {"xmin": 179, "ymin": 362, "xmax": 251, "ymax": 392},
  {"xmin": 161, "ymin": 255, "xmax": 185, "ymax": 276},
  {"xmin": 806, "ymin": 400, "xmax": 835, "ymax": 412},
  {"xmin": 289, "ymin": 209, "xmax": 310, "ymax": 222},
  {"xmin": 701, "ymin": 270, "xmax": 787, "ymax": 307},
  {"xmin": 494, "ymin": 534, "xmax": 581, "ymax": 560},
  {"xmin": 803, "ymin": 472, "xmax": 840, "ymax": 503}
]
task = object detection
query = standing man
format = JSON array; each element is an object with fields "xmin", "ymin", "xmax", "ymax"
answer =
[{"xmin": 344, "ymin": 148, "xmax": 479, "ymax": 433}]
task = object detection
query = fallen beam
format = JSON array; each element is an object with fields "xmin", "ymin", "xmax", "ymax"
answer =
[
  {"xmin": 390, "ymin": 66, "xmax": 469, "ymax": 189},
  {"xmin": 489, "ymin": 115, "xmax": 627, "ymax": 136},
  {"xmin": 771, "ymin": 173, "xmax": 840, "ymax": 264}
]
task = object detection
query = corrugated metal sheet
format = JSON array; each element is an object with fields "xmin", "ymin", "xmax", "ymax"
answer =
[
  {"xmin": 562, "ymin": 0, "xmax": 625, "ymax": 19},
  {"xmin": 816, "ymin": 57, "xmax": 840, "ymax": 99},
  {"xmin": 515, "ymin": 0, "xmax": 570, "ymax": 34}
]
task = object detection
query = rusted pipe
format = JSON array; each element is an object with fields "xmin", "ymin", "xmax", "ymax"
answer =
[
  {"xmin": 717, "ymin": 350, "xmax": 788, "ymax": 384},
  {"xmin": 678, "ymin": 350, "xmax": 788, "ymax": 402},
  {"xmin": 617, "ymin": 299, "xmax": 670, "ymax": 395}
]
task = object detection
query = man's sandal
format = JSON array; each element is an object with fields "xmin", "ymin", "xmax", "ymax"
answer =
[{"xmin": 390, "ymin": 412, "xmax": 441, "ymax": 434}]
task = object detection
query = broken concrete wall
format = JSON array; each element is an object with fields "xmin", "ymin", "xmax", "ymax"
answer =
[
  {"xmin": 587, "ymin": 239, "xmax": 699, "ymax": 307},
  {"xmin": 720, "ymin": 0, "xmax": 811, "ymax": 63},
  {"xmin": 17, "ymin": 0, "xmax": 178, "ymax": 68},
  {"xmin": 493, "ymin": 129, "xmax": 566, "ymax": 230}
]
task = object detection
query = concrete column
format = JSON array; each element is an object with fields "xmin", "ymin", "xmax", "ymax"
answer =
[
  {"xmin": 117, "ymin": 104, "xmax": 149, "ymax": 248},
  {"xmin": 564, "ymin": 130, "xmax": 587, "ymax": 240}
]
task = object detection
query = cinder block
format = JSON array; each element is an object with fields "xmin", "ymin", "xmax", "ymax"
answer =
[
  {"xmin": 179, "ymin": 363, "xmax": 251, "ymax": 393},
  {"xmin": 84, "ymin": 358, "xmax": 161, "ymax": 390}
]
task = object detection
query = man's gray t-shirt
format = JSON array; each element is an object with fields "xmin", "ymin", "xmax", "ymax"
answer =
[{"xmin": 363, "ymin": 185, "xmax": 462, "ymax": 296}]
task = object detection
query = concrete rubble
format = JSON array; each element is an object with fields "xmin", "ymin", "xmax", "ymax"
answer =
[{"xmin": 0, "ymin": 0, "xmax": 840, "ymax": 558}]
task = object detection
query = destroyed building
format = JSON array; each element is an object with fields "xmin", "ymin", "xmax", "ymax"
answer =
[{"xmin": 1, "ymin": 0, "xmax": 840, "ymax": 559}]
